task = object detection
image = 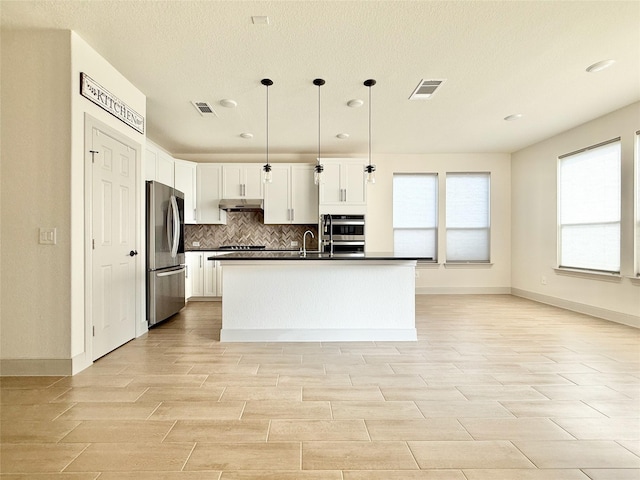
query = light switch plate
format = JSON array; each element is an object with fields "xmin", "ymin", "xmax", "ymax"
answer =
[{"xmin": 39, "ymin": 227, "xmax": 56, "ymax": 245}]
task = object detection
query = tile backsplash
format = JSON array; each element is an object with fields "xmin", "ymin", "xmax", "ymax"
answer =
[{"xmin": 185, "ymin": 211, "xmax": 318, "ymax": 249}]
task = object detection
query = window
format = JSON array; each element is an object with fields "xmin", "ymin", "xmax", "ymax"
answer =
[
  {"xmin": 445, "ymin": 172, "xmax": 490, "ymax": 262},
  {"xmin": 393, "ymin": 173, "xmax": 437, "ymax": 259},
  {"xmin": 559, "ymin": 139, "xmax": 621, "ymax": 273}
]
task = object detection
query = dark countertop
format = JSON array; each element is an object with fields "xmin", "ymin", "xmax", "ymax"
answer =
[
  {"xmin": 210, "ymin": 251, "xmax": 433, "ymax": 261},
  {"xmin": 187, "ymin": 248, "xmax": 299, "ymax": 252}
]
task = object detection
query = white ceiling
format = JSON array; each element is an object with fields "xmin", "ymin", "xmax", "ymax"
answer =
[{"xmin": 2, "ymin": 1, "xmax": 639, "ymax": 157}]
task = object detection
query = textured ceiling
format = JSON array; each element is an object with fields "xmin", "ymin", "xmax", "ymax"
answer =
[{"xmin": 2, "ymin": 1, "xmax": 639, "ymax": 157}]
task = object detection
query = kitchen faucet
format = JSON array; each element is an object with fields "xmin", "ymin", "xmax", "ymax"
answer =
[{"xmin": 302, "ymin": 230, "xmax": 314, "ymax": 257}]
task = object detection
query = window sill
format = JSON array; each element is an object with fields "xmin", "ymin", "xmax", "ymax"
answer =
[
  {"xmin": 553, "ymin": 267, "xmax": 622, "ymax": 283},
  {"xmin": 417, "ymin": 261, "xmax": 441, "ymax": 269},
  {"xmin": 628, "ymin": 276, "xmax": 640, "ymax": 286},
  {"xmin": 444, "ymin": 262, "xmax": 493, "ymax": 269}
]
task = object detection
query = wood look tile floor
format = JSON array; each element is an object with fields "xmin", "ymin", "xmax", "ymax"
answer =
[{"xmin": 1, "ymin": 294, "xmax": 639, "ymax": 479}]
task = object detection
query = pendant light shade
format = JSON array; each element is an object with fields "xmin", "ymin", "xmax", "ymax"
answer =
[
  {"xmin": 262, "ymin": 78, "xmax": 273, "ymax": 183},
  {"xmin": 313, "ymin": 78, "xmax": 325, "ymax": 185},
  {"xmin": 364, "ymin": 79, "xmax": 376, "ymax": 184}
]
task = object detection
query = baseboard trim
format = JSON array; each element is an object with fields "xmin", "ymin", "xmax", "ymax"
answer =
[
  {"xmin": 220, "ymin": 328, "xmax": 418, "ymax": 342},
  {"xmin": 511, "ymin": 288, "xmax": 640, "ymax": 328},
  {"xmin": 0, "ymin": 358, "xmax": 72, "ymax": 376},
  {"xmin": 416, "ymin": 286, "xmax": 511, "ymax": 295}
]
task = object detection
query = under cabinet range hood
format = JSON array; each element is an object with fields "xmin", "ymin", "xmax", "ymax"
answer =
[{"xmin": 219, "ymin": 198, "xmax": 264, "ymax": 212}]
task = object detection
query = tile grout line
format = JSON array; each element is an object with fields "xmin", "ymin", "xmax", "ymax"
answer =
[
  {"xmin": 59, "ymin": 442, "xmax": 92, "ymax": 473},
  {"xmin": 180, "ymin": 442, "xmax": 198, "ymax": 472},
  {"xmin": 161, "ymin": 419, "xmax": 178, "ymax": 443}
]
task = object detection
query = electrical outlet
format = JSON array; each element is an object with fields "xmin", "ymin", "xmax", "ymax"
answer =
[
  {"xmin": 541, "ymin": 275, "xmax": 547, "ymax": 285},
  {"xmin": 192, "ymin": 241, "xmax": 200, "ymax": 247},
  {"xmin": 291, "ymin": 241, "xmax": 299, "ymax": 247}
]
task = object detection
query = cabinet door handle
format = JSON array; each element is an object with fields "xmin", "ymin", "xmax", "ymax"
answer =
[
  {"xmin": 291, "ymin": 208, "xmax": 294, "ymax": 222},
  {"xmin": 199, "ymin": 256, "xmax": 202, "ymax": 268}
]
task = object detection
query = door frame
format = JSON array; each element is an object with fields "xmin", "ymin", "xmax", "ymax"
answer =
[{"xmin": 83, "ymin": 114, "xmax": 145, "ymax": 366}]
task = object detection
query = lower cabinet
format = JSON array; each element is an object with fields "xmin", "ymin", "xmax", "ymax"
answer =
[{"xmin": 186, "ymin": 251, "xmax": 222, "ymax": 300}]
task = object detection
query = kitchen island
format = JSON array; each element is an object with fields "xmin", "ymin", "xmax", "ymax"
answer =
[{"xmin": 213, "ymin": 251, "xmax": 429, "ymax": 342}]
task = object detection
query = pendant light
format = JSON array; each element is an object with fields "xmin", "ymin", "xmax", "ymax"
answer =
[
  {"xmin": 261, "ymin": 78, "xmax": 273, "ymax": 183},
  {"xmin": 364, "ymin": 79, "xmax": 376, "ymax": 184},
  {"xmin": 313, "ymin": 78, "xmax": 325, "ymax": 185}
]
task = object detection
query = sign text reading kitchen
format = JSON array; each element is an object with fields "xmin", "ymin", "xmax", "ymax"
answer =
[{"xmin": 80, "ymin": 73, "xmax": 144, "ymax": 134}]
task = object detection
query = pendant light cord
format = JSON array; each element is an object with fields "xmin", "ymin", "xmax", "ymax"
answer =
[
  {"xmin": 368, "ymin": 83, "xmax": 371, "ymax": 168},
  {"xmin": 266, "ymin": 83, "xmax": 269, "ymax": 166},
  {"xmin": 318, "ymin": 82, "xmax": 321, "ymax": 164}
]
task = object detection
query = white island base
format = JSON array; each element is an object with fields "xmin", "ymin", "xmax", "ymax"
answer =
[{"xmin": 220, "ymin": 259, "xmax": 417, "ymax": 342}]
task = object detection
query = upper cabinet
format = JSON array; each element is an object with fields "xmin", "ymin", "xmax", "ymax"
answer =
[
  {"xmin": 264, "ymin": 164, "xmax": 318, "ymax": 224},
  {"xmin": 145, "ymin": 140, "xmax": 175, "ymax": 186},
  {"xmin": 319, "ymin": 158, "xmax": 367, "ymax": 206},
  {"xmin": 222, "ymin": 164, "xmax": 264, "ymax": 199},
  {"xmin": 174, "ymin": 159, "xmax": 197, "ymax": 224},
  {"xmin": 196, "ymin": 164, "xmax": 227, "ymax": 224}
]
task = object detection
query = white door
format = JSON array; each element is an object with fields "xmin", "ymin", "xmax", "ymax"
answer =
[{"xmin": 91, "ymin": 126, "xmax": 137, "ymax": 360}]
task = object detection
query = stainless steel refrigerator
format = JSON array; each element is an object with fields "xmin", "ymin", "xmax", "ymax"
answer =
[{"xmin": 146, "ymin": 180, "xmax": 186, "ymax": 327}]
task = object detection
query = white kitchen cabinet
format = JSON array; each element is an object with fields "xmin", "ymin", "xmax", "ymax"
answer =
[
  {"xmin": 196, "ymin": 164, "xmax": 227, "ymax": 224},
  {"xmin": 187, "ymin": 251, "xmax": 222, "ymax": 299},
  {"xmin": 145, "ymin": 140, "xmax": 175, "ymax": 187},
  {"xmin": 185, "ymin": 251, "xmax": 197, "ymax": 299},
  {"xmin": 174, "ymin": 159, "xmax": 197, "ymax": 224},
  {"xmin": 319, "ymin": 158, "xmax": 367, "ymax": 206},
  {"xmin": 157, "ymin": 151, "xmax": 175, "ymax": 187},
  {"xmin": 264, "ymin": 164, "xmax": 318, "ymax": 224},
  {"xmin": 222, "ymin": 164, "xmax": 264, "ymax": 199}
]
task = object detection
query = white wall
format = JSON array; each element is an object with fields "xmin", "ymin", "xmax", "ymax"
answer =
[
  {"xmin": 365, "ymin": 153, "xmax": 512, "ymax": 293},
  {"xmin": 511, "ymin": 102, "xmax": 640, "ymax": 327},
  {"xmin": 1, "ymin": 30, "xmax": 73, "ymax": 372},
  {"xmin": 70, "ymin": 32, "xmax": 147, "ymax": 372},
  {"xmin": 0, "ymin": 30, "xmax": 146, "ymax": 375}
]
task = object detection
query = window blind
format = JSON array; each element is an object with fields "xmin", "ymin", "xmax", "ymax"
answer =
[
  {"xmin": 445, "ymin": 173, "xmax": 490, "ymax": 262},
  {"xmin": 559, "ymin": 140, "xmax": 621, "ymax": 273},
  {"xmin": 393, "ymin": 173, "xmax": 437, "ymax": 258}
]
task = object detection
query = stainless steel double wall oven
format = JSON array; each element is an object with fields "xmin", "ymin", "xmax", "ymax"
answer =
[{"xmin": 320, "ymin": 214, "xmax": 365, "ymax": 255}]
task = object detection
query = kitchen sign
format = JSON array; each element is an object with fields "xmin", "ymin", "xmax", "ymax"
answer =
[{"xmin": 80, "ymin": 73, "xmax": 144, "ymax": 134}]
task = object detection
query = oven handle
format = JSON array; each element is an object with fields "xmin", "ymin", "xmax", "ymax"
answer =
[{"xmin": 330, "ymin": 220, "xmax": 365, "ymax": 226}]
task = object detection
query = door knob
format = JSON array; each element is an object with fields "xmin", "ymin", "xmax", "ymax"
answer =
[{"xmin": 129, "ymin": 250, "xmax": 138, "ymax": 257}]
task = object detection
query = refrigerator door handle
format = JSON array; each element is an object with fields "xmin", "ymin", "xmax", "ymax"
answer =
[
  {"xmin": 168, "ymin": 195, "xmax": 180, "ymax": 258},
  {"xmin": 157, "ymin": 266, "xmax": 186, "ymax": 277}
]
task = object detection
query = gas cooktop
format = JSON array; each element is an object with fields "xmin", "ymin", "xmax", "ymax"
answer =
[{"xmin": 218, "ymin": 245, "xmax": 266, "ymax": 250}]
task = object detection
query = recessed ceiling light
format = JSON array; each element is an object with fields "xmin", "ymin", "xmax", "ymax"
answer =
[
  {"xmin": 586, "ymin": 59, "xmax": 616, "ymax": 73},
  {"xmin": 336, "ymin": 133, "xmax": 350, "ymax": 139},
  {"xmin": 504, "ymin": 113, "xmax": 523, "ymax": 121},
  {"xmin": 220, "ymin": 99, "xmax": 237, "ymax": 108},
  {"xmin": 347, "ymin": 99, "xmax": 363, "ymax": 108},
  {"xmin": 240, "ymin": 133, "xmax": 253, "ymax": 139},
  {"xmin": 251, "ymin": 16, "xmax": 269, "ymax": 25}
]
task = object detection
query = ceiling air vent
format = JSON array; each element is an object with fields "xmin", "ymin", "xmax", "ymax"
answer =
[
  {"xmin": 409, "ymin": 79, "xmax": 446, "ymax": 100},
  {"xmin": 191, "ymin": 101, "xmax": 218, "ymax": 116}
]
